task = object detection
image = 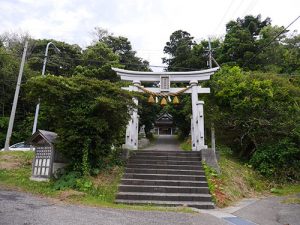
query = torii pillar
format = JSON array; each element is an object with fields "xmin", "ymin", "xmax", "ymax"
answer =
[
  {"xmin": 124, "ymin": 81, "xmax": 140, "ymax": 150},
  {"xmin": 190, "ymin": 80, "xmax": 206, "ymax": 150}
]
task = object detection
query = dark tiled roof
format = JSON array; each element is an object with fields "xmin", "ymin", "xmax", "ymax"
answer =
[{"xmin": 38, "ymin": 130, "xmax": 57, "ymax": 144}]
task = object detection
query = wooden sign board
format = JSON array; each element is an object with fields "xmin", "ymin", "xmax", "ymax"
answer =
[
  {"xmin": 160, "ymin": 75, "xmax": 170, "ymax": 91},
  {"xmin": 32, "ymin": 146, "xmax": 53, "ymax": 178}
]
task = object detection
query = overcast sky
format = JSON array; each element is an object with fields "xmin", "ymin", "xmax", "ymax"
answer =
[{"xmin": 0, "ymin": 0, "xmax": 299, "ymax": 71}]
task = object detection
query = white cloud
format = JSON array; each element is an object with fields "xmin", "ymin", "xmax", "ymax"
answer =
[{"xmin": 1, "ymin": 0, "xmax": 299, "ymax": 71}]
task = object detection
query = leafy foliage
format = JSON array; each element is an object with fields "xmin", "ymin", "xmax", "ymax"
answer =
[
  {"xmin": 163, "ymin": 30, "xmax": 195, "ymax": 71},
  {"xmin": 208, "ymin": 66, "xmax": 300, "ymax": 156},
  {"xmin": 221, "ymin": 15, "xmax": 271, "ymax": 69},
  {"xmin": 75, "ymin": 42, "xmax": 120, "ymax": 81},
  {"xmin": 250, "ymin": 139, "xmax": 300, "ymax": 181},
  {"xmin": 204, "ymin": 66, "xmax": 300, "ymax": 181},
  {"xmin": 25, "ymin": 75, "xmax": 133, "ymax": 169},
  {"xmin": 53, "ymin": 171, "xmax": 93, "ymax": 192},
  {"xmin": 27, "ymin": 39, "xmax": 82, "ymax": 76},
  {"xmin": 93, "ymin": 27, "xmax": 150, "ymax": 71},
  {"xmin": 160, "ymin": 15, "xmax": 300, "ymax": 181}
]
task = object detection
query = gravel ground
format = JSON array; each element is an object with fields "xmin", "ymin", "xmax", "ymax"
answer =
[{"xmin": 0, "ymin": 190, "xmax": 227, "ymax": 225}]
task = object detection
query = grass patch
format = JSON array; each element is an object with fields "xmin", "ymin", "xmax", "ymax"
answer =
[
  {"xmin": 180, "ymin": 138, "xmax": 192, "ymax": 151},
  {"xmin": 68, "ymin": 195, "xmax": 195, "ymax": 213},
  {"xmin": 0, "ymin": 151, "xmax": 57, "ymax": 196},
  {"xmin": 270, "ymin": 184, "xmax": 300, "ymax": 196},
  {"xmin": 282, "ymin": 197, "xmax": 300, "ymax": 204},
  {"xmin": 0, "ymin": 151, "xmax": 195, "ymax": 213},
  {"xmin": 203, "ymin": 146, "xmax": 270, "ymax": 207}
]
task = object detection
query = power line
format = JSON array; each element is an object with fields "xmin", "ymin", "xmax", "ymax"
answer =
[
  {"xmin": 44, "ymin": 54, "xmax": 205, "ymax": 71},
  {"xmin": 213, "ymin": 0, "xmax": 236, "ymax": 34},
  {"xmin": 243, "ymin": 15, "xmax": 300, "ymax": 67},
  {"xmin": 241, "ymin": 0, "xmax": 258, "ymax": 16},
  {"xmin": 230, "ymin": 0, "xmax": 245, "ymax": 21}
]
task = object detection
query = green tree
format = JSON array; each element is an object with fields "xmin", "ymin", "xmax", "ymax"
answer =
[
  {"xmin": 25, "ymin": 75, "xmax": 134, "ymax": 170},
  {"xmin": 281, "ymin": 33, "xmax": 300, "ymax": 74},
  {"xmin": 104, "ymin": 35, "xmax": 150, "ymax": 71},
  {"xmin": 27, "ymin": 39, "xmax": 82, "ymax": 76},
  {"xmin": 0, "ymin": 44, "xmax": 38, "ymax": 147},
  {"xmin": 92, "ymin": 27, "xmax": 150, "ymax": 71},
  {"xmin": 221, "ymin": 15, "xmax": 271, "ymax": 69},
  {"xmin": 204, "ymin": 66, "xmax": 300, "ymax": 180},
  {"xmin": 0, "ymin": 31, "xmax": 32, "ymax": 56},
  {"xmin": 74, "ymin": 42, "xmax": 120, "ymax": 81},
  {"xmin": 163, "ymin": 30, "xmax": 195, "ymax": 71},
  {"xmin": 208, "ymin": 66, "xmax": 300, "ymax": 157}
]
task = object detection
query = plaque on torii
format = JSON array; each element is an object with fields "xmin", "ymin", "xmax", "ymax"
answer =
[{"xmin": 112, "ymin": 67, "xmax": 219, "ymax": 151}]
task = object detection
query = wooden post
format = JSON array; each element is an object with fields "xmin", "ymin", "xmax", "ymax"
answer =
[{"xmin": 211, "ymin": 124, "xmax": 216, "ymax": 153}]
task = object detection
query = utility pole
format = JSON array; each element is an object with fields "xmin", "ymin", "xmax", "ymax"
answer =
[
  {"xmin": 4, "ymin": 41, "xmax": 28, "ymax": 151},
  {"xmin": 208, "ymin": 38, "xmax": 217, "ymax": 152},
  {"xmin": 207, "ymin": 38, "xmax": 220, "ymax": 68},
  {"xmin": 208, "ymin": 38, "xmax": 212, "ymax": 69}
]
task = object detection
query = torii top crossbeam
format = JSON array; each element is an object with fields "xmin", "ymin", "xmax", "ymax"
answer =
[{"xmin": 112, "ymin": 67, "xmax": 219, "ymax": 82}]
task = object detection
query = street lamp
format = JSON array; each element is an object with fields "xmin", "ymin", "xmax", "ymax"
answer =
[{"xmin": 32, "ymin": 42, "xmax": 60, "ymax": 134}]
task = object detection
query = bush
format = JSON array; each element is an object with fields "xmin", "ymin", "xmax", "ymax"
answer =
[
  {"xmin": 25, "ymin": 75, "xmax": 134, "ymax": 170},
  {"xmin": 203, "ymin": 66, "xmax": 300, "ymax": 181},
  {"xmin": 207, "ymin": 66, "xmax": 300, "ymax": 158},
  {"xmin": 53, "ymin": 171, "xmax": 81, "ymax": 190},
  {"xmin": 250, "ymin": 139, "xmax": 300, "ymax": 181},
  {"xmin": 53, "ymin": 171, "xmax": 93, "ymax": 192}
]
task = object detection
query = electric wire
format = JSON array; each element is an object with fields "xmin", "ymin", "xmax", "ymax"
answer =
[
  {"xmin": 213, "ymin": 0, "xmax": 236, "ymax": 34},
  {"xmin": 230, "ymin": 0, "xmax": 245, "ymax": 21},
  {"xmin": 243, "ymin": 15, "xmax": 300, "ymax": 67},
  {"xmin": 241, "ymin": 0, "xmax": 258, "ymax": 17}
]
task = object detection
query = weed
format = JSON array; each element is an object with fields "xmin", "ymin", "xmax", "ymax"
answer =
[
  {"xmin": 180, "ymin": 138, "xmax": 192, "ymax": 151},
  {"xmin": 203, "ymin": 146, "xmax": 269, "ymax": 207}
]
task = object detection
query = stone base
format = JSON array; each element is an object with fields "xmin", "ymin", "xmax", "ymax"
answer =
[
  {"xmin": 30, "ymin": 176, "xmax": 49, "ymax": 182},
  {"xmin": 52, "ymin": 163, "xmax": 67, "ymax": 178},
  {"xmin": 192, "ymin": 145, "xmax": 208, "ymax": 151},
  {"xmin": 122, "ymin": 144, "xmax": 138, "ymax": 151},
  {"xmin": 201, "ymin": 148, "xmax": 220, "ymax": 174},
  {"xmin": 138, "ymin": 138, "xmax": 150, "ymax": 149}
]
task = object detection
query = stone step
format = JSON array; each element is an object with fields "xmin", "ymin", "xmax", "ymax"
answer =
[
  {"xmin": 132, "ymin": 151, "xmax": 202, "ymax": 157},
  {"xmin": 118, "ymin": 185, "xmax": 210, "ymax": 194},
  {"xmin": 115, "ymin": 199, "xmax": 214, "ymax": 209},
  {"xmin": 128, "ymin": 159, "xmax": 202, "ymax": 166},
  {"xmin": 125, "ymin": 168, "xmax": 205, "ymax": 176},
  {"xmin": 116, "ymin": 192, "xmax": 212, "ymax": 202},
  {"xmin": 130, "ymin": 155, "xmax": 201, "ymax": 161},
  {"xmin": 120, "ymin": 179, "xmax": 208, "ymax": 187},
  {"xmin": 126, "ymin": 163, "xmax": 203, "ymax": 171},
  {"xmin": 123, "ymin": 173, "xmax": 207, "ymax": 181}
]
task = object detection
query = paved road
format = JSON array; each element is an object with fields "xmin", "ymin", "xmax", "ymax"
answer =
[
  {"xmin": 143, "ymin": 135, "xmax": 182, "ymax": 151},
  {"xmin": 0, "ymin": 190, "xmax": 227, "ymax": 225},
  {"xmin": 233, "ymin": 195, "xmax": 300, "ymax": 225},
  {"xmin": 1, "ymin": 190, "xmax": 300, "ymax": 225}
]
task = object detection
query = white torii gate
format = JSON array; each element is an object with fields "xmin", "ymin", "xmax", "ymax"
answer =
[{"xmin": 112, "ymin": 67, "xmax": 219, "ymax": 151}]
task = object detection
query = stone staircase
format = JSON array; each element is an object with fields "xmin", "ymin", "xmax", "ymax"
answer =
[{"xmin": 115, "ymin": 150, "xmax": 214, "ymax": 209}]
